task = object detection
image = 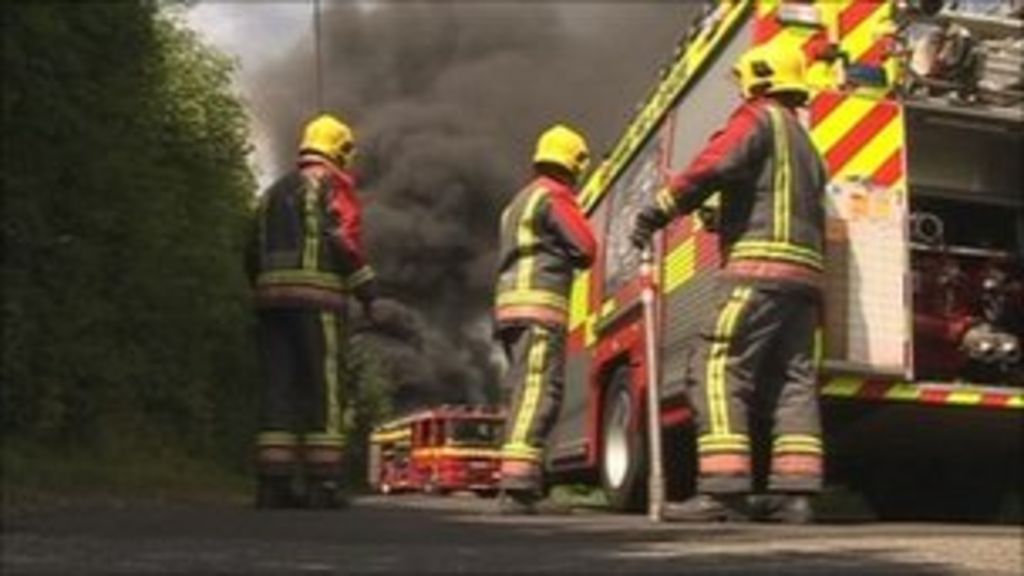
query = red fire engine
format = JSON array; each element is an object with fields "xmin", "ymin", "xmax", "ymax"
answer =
[
  {"xmin": 546, "ymin": 0, "xmax": 1022, "ymax": 519},
  {"xmin": 368, "ymin": 406, "xmax": 505, "ymax": 497}
]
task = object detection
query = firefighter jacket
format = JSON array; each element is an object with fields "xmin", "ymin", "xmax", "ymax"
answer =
[
  {"xmin": 252, "ymin": 153, "xmax": 374, "ymax": 310},
  {"xmin": 654, "ymin": 97, "xmax": 828, "ymax": 289},
  {"xmin": 495, "ymin": 175, "xmax": 597, "ymax": 328}
]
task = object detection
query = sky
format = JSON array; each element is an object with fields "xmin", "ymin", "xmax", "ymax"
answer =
[{"xmin": 187, "ymin": 1, "xmax": 313, "ymax": 186}]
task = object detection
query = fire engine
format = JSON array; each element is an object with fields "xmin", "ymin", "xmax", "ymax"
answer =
[
  {"xmin": 368, "ymin": 405, "xmax": 505, "ymax": 496},
  {"xmin": 547, "ymin": 0, "xmax": 1022, "ymax": 518}
]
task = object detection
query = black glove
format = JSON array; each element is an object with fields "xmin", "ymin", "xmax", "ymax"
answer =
[
  {"xmin": 630, "ymin": 206, "xmax": 672, "ymax": 249},
  {"xmin": 354, "ymin": 278, "xmax": 378, "ymax": 323},
  {"xmin": 696, "ymin": 204, "xmax": 721, "ymax": 233}
]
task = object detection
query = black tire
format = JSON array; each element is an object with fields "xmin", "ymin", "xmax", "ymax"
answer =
[
  {"xmin": 424, "ymin": 476, "xmax": 449, "ymax": 496},
  {"xmin": 423, "ymin": 479, "xmax": 438, "ymax": 495},
  {"xmin": 600, "ymin": 366, "xmax": 646, "ymax": 512}
]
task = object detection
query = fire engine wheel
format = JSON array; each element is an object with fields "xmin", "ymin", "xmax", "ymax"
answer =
[
  {"xmin": 600, "ymin": 366, "xmax": 646, "ymax": 513},
  {"xmin": 424, "ymin": 479, "xmax": 448, "ymax": 496}
]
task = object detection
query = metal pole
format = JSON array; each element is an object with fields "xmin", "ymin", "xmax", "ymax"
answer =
[
  {"xmin": 641, "ymin": 245, "xmax": 665, "ymax": 522},
  {"xmin": 313, "ymin": 0, "xmax": 323, "ymax": 112}
]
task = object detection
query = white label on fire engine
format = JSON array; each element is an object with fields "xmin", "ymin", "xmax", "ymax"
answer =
[{"xmin": 824, "ymin": 177, "xmax": 909, "ymax": 374}]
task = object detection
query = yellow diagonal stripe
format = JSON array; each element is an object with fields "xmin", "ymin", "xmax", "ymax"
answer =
[
  {"xmin": 833, "ymin": 112, "xmax": 902, "ymax": 180},
  {"xmin": 811, "ymin": 95, "xmax": 877, "ymax": 156},
  {"xmin": 843, "ymin": 1, "xmax": 889, "ymax": 64},
  {"xmin": 757, "ymin": 0, "xmax": 777, "ymax": 18}
]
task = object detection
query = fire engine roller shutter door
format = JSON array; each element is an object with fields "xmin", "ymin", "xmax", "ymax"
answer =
[{"xmin": 659, "ymin": 18, "xmax": 750, "ymax": 392}]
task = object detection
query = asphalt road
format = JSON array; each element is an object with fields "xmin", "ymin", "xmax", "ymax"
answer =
[{"xmin": 3, "ymin": 494, "xmax": 1022, "ymax": 575}]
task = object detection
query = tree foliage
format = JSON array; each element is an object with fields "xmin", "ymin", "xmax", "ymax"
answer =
[{"xmin": 2, "ymin": 3, "xmax": 258, "ymax": 465}]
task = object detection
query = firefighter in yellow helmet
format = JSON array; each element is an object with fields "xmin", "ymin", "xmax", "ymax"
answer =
[
  {"xmin": 631, "ymin": 41, "xmax": 828, "ymax": 523},
  {"xmin": 247, "ymin": 113, "xmax": 377, "ymax": 509},
  {"xmin": 494, "ymin": 124, "xmax": 597, "ymax": 514}
]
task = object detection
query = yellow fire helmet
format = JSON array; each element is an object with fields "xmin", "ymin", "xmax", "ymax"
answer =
[
  {"xmin": 300, "ymin": 114, "xmax": 356, "ymax": 168},
  {"xmin": 733, "ymin": 42, "xmax": 809, "ymax": 100},
  {"xmin": 533, "ymin": 124, "xmax": 591, "ymax": 182}
]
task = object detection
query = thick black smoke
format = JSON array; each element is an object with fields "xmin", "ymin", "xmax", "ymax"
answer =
[{"xmin": 251, "ymin": 2, "xmax": 699, "ymax": 411}]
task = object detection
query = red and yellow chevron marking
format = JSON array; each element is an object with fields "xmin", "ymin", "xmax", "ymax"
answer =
[
  {"xmin": 836, "ymin": 1, "xmax": 895, "ymax": 67},
  {"xmin": 754, "ymin": 1, "xmax": 832, "ymax": 66},
  {"xmin": 810, "ymin": 90, "xmax": 905, "ymax": 186},
  {"xmin": 822, "ymin": 377, "xmax": 1024, "ymax": 410},
  {"xmin": 755, "ymin": 1, "xmax": 894, "ymax": 69}
]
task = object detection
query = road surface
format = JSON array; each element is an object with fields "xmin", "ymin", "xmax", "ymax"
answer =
[{"xmin": 3, "ymin": 494, "xmax": 1021, "ymax": 575}]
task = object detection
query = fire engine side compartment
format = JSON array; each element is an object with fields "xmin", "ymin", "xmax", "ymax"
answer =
[{"xmin": 820, "ymin": 68, "xmax": 1023, "ymax": 521}]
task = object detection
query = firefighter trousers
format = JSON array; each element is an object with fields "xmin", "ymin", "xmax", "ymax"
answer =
[
  {"xmin": 255, "ymin": 307, "xmax": 347, "ymax": 483},
  {"xmin": 497, "ymin": 323, "xmax": 566, "ymax": 492},
  {"xmin": 688, "ymin": 281, "xmax": 823, "ymax": 495}
]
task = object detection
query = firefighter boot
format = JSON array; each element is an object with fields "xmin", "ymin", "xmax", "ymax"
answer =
[
  {"xmin": 498, "ymin": 489, "xmax": 541, "ymax": 515},
  {"xmin": 255, "ymin": 475, "xmax": 296, "ymax": 510},
  {"xmin": 662, "ymin": 493, "xmax": 750, "ymax": 523},
  {"xmin": 497, "ymin": 489, "xmax": 572, "ymax": 516},
  {"xmin": 304, "ymin": 477, "xmax": 350, "ymax": 510},
  {"xmin": 302, "ymin": 443, "xmax": 348, "ymax": 510},
  {"xmin": 751, "ymin": 493, "xmax": 814, "ymax": 524}
]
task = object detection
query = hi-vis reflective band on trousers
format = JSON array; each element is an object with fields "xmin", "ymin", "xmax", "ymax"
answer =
[
  {"xmin": 503, "ymin": 326, "xmax": 551, "ymax": 463},
  {"xmin": 705, "ymin": 286, "xmax": 755, "ymax": 439},
  {"xmin": 256, "ymin": 431, "xmax": 300, "ymax": 464},
  {"xmin": 773, "ymin": 434, "xmax": 823, "ymax": 456},
  {"xmin": 772, "ymin": 435, "xmax": 824, "ymax": 477},
  {"xmin": 321, "ymin": 311, "xmax": 343, "ymax": 440},
  {"xmin": 698, "ymin": 433, "xmax": 751, "ymax": 455}
]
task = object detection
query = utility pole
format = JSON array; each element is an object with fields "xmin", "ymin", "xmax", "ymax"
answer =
[{"xmin": 313, "ymin": 0, "xmax": 323, "ymax": 112}]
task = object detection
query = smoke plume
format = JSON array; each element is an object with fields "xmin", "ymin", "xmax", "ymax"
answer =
[{"xmin": 251, "ymin": 2, "xmax": 699, "ymax": 411}]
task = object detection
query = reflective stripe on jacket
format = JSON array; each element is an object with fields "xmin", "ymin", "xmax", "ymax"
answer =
[
  {"xmin": 495, "ymin": 175, "xmax": 596, "ymax": 328},
  {"xmin": 254, "ymin": 154, "xmax": 374, "ymax": 309},
  {"xmin": 656, "ymin": 98, "xmax": 828, "ymax": 289}
]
